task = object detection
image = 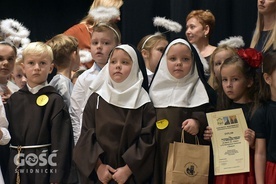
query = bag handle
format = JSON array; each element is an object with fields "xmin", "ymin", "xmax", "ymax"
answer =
[{"xmin": 181, "ymin": 129, "xmax": 199, "ymax": 145}]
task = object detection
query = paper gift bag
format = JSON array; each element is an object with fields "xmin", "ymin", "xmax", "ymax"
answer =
[{"xmin": 166, "ymin": 130, "xmax": 210, "ymax": 184}]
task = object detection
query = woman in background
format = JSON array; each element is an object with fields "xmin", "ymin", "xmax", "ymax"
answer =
[
  {"xmin": 186, "ymin": 10, "xmax": 216, "ymax": 79},
  {"xmin": 250, "ymin": 0, "xmax": 276, "ymax": 53}
]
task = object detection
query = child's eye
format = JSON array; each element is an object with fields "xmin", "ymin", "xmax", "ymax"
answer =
[
  {"xmin": 91, "ymin": 41, "xmax": 98, "ymax": 45},
  {"xmin": 0, "ymin": 57, "xmax": 14, "ymax": 62},
  {"xmin": 16, "ymin": 74, "xmax": 23, "ymax": 78},
  {"xmin": 8, "ymin": 57, "xmax": 15, "ymax": 63},
  {"xmin": 183, "ymin": 58, "xmax": 190, "ymax": 62},
  {"xmin": 222, "ymin": 78, "xmax": 227, "ymax": 82},
  {"xmin": 168, "ymin": 57, "xmax": 176, "ymax": 61},
  {"xmin": 158, "ymin": 48, "xmax": 165, "ymax": 53},
  {"xmin": 215, "ymin": 62, "xmax": 221, "ymax": 66},
  {"xmin": 103, "ymin": 42, "xmax": 110, "ymax": 45},
  {"xmin": 122, "ymin": 61, "xmax": 129, "ymax": 65}
]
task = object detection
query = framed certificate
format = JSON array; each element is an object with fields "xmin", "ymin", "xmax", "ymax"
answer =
[{"xmin": 206, "ymin": 108, "xmax": 249, "ymax": 175}]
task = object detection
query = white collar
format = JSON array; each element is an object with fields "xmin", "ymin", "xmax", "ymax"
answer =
[{"xmin": 27, "ymin": 82, "xmax": 48, "ymax": 94}]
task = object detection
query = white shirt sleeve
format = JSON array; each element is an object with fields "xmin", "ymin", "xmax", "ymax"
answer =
[
  {"xmin": 70, "ymin": 66, "xmax": 100, "ymax": 145},
  {"xmin": 70, "ymin": 75, "xmax": 85, "ymax": 145},
  {"xmin": 0, "ymin": 96, "xmax": 11, "ymax": 145}
]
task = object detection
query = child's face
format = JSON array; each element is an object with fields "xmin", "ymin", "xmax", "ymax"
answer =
[
  {"xmin": 12, "ymin": 65, "xmax": 27, "ymax": 88},
  {"xmin": 186, "ymin": 17, "xmax": 206, "ymax": 44},
  {"xmin": 166, "ymin": 44, "xmax": 193, "ymax": 79},
  {"xmin": 109, "ymin": 49, "xmax": 133, "ymax": 83},
  {"xmin": 148, "ymin": 39, "xmax": 168, "ymax": 72},
  {"xmin": 91, "ymin": 29, "xmax": 117, "ymax": 68},
  {"xmin": 221, "ymin": 64, "xmax": 252, "ymax": 103},
  {"xmin": 0, "ymin": 45, "xmax": 16, "ymax": 79},
  {"xmin": 213, "ymin": 50, "xmax": 234, "ymax": 79},
  {"xmin": 22, "ymin": 54, "xmax": 53, "ymax": 88}
]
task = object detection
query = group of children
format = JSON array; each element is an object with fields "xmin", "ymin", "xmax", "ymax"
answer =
[{"xmin": 0, "ymin": 7, "xmax": 275, "ymax": 184}]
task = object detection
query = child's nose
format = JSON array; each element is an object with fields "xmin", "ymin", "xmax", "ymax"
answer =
[
  {"xmin": 22, "ymin": 76, "xmax": 27, "ymax": 82},
  {"xmin": 227, "ymin": 81, "xmax": 232, "ymax": 87},
  {"xmin": 115, "ymin": 62, "xmax": 121, "ymax": 69},
  {"xmin": 176, "ymin": 59, "xmax": 182, "ymax": 66},
  {"xmin": 34, "ymin": 63, "xmax": 40, "ymax": 70},
  {"xmin": 97, "ymin": 43, "xmax": 103, "ymax": 49}
]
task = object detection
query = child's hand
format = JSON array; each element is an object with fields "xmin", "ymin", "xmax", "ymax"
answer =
[
  {"xmin": 244, "ymin": 128, "xmax": 255, "ymax": 149},
  {"xmin": 1, "ymin": 93, "xmax": 11, "ymax": 104},
  {"xmin": 96, "ymin": 163, "xmax": 116, "ymax": 184},
  {"xmin": 182, "ymin": 119, "xmax": 199, "ymax": 135},
  {"xmin": 0, "ymin": 86, "xmax": 11, "ymax": 104},
  {"xmin": 112, "ymin": 164, "xmax": 132, "ymax": 184},
  {"xmin": 204, "ymin": 126, "xmax": 213, "ymax": 141}
]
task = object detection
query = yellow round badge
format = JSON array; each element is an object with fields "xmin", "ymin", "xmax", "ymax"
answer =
[
  {"xmin": 36, "ymin": 95, "xmax": 49, "ymax": 106},
  {"xmin": 156, "ymin": 119, "xmax": 169, "ymax": 130}
]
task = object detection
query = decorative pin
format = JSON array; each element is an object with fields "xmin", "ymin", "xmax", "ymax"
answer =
[
  {"xmin": 156, "ymin": 119, "xmax": 169, "ymax": 130},
  {"xmin": 36, "ymin": 95, "xmax": 49, "ymax": 106}
]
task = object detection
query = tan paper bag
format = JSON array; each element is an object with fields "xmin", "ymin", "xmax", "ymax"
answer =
[{"xmin": 165, "ymin": 130, "xmax": 210, "ymax": 184}]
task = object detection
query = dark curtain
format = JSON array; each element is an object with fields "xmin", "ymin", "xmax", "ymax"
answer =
[{"xmin": 0, "ymin": 0, "xmax": 257, "ymax": 47}]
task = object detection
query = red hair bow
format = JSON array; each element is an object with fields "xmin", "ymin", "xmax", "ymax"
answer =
[{"xmin": 237, "ymin": 48, "xmax": 262, "ymax": 68}]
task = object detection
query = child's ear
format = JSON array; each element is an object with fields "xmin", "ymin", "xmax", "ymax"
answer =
[
  {"xmin": 48, "ymin": 63, "xmax": 54, "ymax": 74},
  {"xmin": 141, "ymin": 49, "xmax": 149, "ymax": 59},
  {"xmin": 73, "ymin": 50, "xmax": 80, "ymax": 61},
  {"xmin": 21, "ymin": 62, "xmax": 26, "ymax": 74},
  {"xmin": 263, "ymin": 73, "xmax": 271, "ymax": 85},
  {"xmin": 247, "ymin": 78, "xmax": 254, "ymax": 88}
]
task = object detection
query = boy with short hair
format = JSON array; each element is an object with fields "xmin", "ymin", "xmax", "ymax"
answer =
[
  {"xmin": 47, "ymin": 34, "xmax": 80, "ymax": 108},
  {"xmin": 6, "ymin": 42, "xmax": 76, "ymax": 183},
  {"xmin": 70, "ymin": 22, "xmax": 121, "ymax": 144}
]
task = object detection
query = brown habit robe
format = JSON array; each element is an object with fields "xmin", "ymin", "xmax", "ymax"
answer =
[
  {"xmin": 6, "ymin": 85, "xmax": 77, "ymax": 184},
  {"xmin": 73, "ymin": 93, "xmax": 156, "ymax": 184}
]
